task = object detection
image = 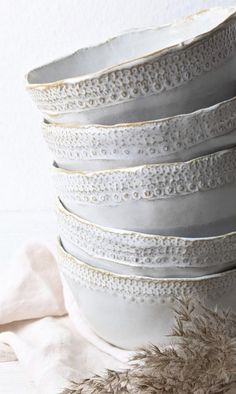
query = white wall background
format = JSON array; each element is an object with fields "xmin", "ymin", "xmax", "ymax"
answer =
[{"xmin": 0, "ymin": 0, "xmax": 234, "ymax": 261}]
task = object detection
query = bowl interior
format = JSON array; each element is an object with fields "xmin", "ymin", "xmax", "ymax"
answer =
[{"xmin": 28, "ymin": 8, "xmax": 235, "ymax": 84}]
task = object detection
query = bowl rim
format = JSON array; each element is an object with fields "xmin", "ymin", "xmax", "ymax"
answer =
[
  {"xmin": 42, "ymin": 94, "xmax": 236, "ymax": 129},
  {"xmin": 56, "ymin": 197, "xmax": 236, "ymax": 242},
  {"xmin": 52, "ymin": 145, "xmax": 236, "ymax": 176},
  {"xmin": 26, "ymin": 7, "xmax": 236, "ymax": 90},
  {"xmin": 58, "ymin": 239, "xmax": 236, "ymax": 282}
]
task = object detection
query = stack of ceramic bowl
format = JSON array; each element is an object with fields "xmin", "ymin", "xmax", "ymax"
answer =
[{"xmin": 26, "ymin": 7, "xmax": 236, "ymax": 350}]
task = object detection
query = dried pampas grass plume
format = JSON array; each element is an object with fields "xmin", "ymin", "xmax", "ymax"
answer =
[{"xmin": 62, "ymin": 298, "xmax": 236, "ymax": 393}]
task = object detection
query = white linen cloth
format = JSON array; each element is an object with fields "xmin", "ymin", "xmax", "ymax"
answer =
[{"xmin": 0, "ymin": 242, "xmax": 131, "ymax": 393}]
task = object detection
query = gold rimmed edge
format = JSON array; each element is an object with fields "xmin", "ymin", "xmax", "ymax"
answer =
[
  {"xmin": 55, "ymin": 198, "xmax": 236, "ymax": 242},
  {"xmin": 57, "ymin": 238, "xmax": 236, "ymax": 282},
  {"xmin": 42, "ymin": 94, "xmax": 236, "ymax": 130},
  {"xmin": 51, "ymin": 146, "xmax": 236, "ymax": 176},
  {"xmin": 26, "ymin": 7, "xmax": 236, "ymax": 90}
]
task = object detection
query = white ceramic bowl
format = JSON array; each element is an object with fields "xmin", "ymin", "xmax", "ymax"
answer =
[
  {"xmin": 53, "ymin": 147, "xmax": 236, "ymax": 236},
  {"xmin": 56, "ymin": 199, "xmax": 236, "ymax": 278},
  {"xmin": 27, "ymin": 8, "xmax": 236, "ymax": 124},
  {"xmin": 58, "ymin": 242, "xmax": 236, "ymax": 350},
  {"xmin": 43, "ymin": 95, "xmax": 236, "ymax": 171}
]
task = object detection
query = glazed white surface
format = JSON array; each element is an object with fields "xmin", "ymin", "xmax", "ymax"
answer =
[
  {"xmin": 0, "ymin": 0, "xmax": 235, "ymax": 219},
  {"xmin": 56, "ymin": 199, "xmax": 236, "ymax": 277},
  {"xmin": 59, "ymin": 245, "xmax": 236, "ymax": 349},
  {"xmin": 1, "ymin": 0, "xmax": 235, "ymax": 391},
  {"xmin": 53, "ymin": 147, "xmax": 236, "ymax": 236},
  {"xmin": 42, "ymin": 95, "xmax": 236, "ymax": 171},
  {"xmin": 27, "ymin": 22, "xmax": 236, "ymax": 124},
  {"xmin": 27, "ymin": 8, "xmax": 235, "ymax": 84}
]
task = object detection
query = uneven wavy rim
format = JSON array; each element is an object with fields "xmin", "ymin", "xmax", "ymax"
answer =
[
  {"xmin": 55, "ymin": 198, "xmax": 236, "ymax": 243},
  {"xmin": 42, "ymin": 94, "xmax": 236, "ymax": 129},
  {"xmin": 26, "ymin": 7, "xmax": 236, "ymax": 90},
  {"xmin": 58, "ymin": 239, "xmax": 236, "ymax": 283},
  {"xmin": 52, "ymin": 146, "xmax": 236, "ymax": 176}
]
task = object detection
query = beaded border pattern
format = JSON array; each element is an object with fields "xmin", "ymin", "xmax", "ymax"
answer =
[
  {"xmin": 58, "ymin": 246, "xmax": 236, "ymax": 299},
  {"xmin": 43, "ymin": 98, "xmax": 236, "ymax": 161},
  {"xmin": 29, "ymin": 20, "xmax": 236, "ymax": 114},
  {"xmin": 53, "ymin": 148, "xmax": 236, "ymax": 204},
  {"xmin": 56, "ymin": 204, "xmax": 236, "ymax": 267}
]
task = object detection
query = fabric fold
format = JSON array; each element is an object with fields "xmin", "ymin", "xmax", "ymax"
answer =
[{"xmin": 0, "ymin": 242, "xmax": 128, "ymax": 393}]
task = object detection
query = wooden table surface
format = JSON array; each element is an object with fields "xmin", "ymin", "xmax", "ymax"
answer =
[{"xmin": 0, "ymin": 362, "xmax": 37, "ymax": 393}]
